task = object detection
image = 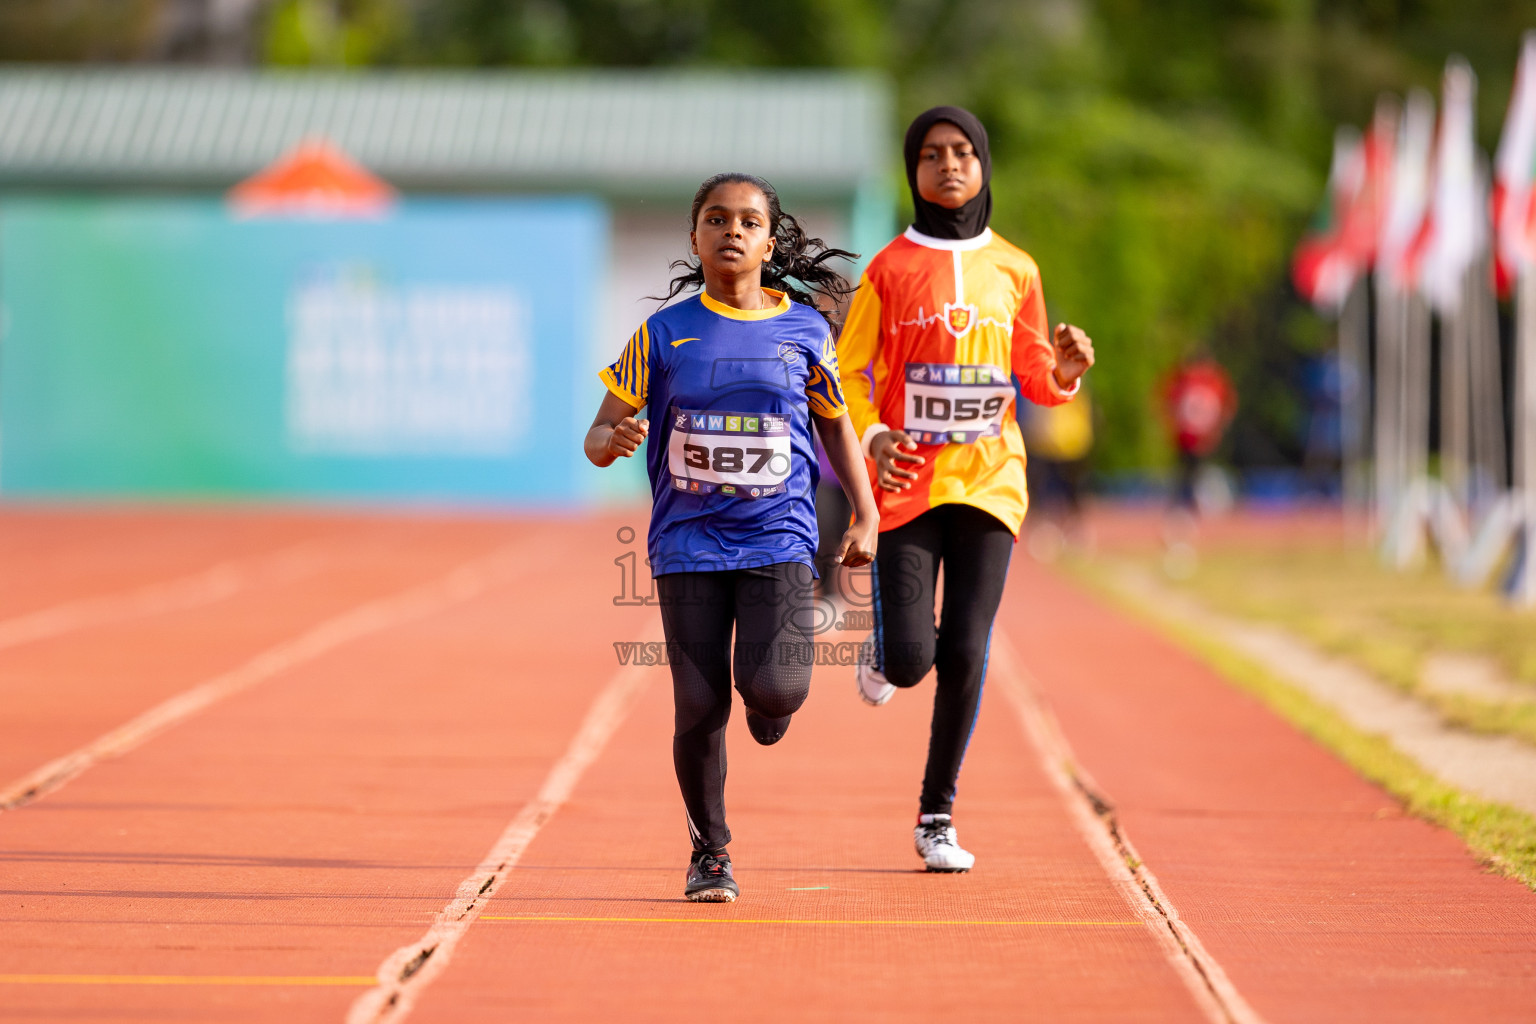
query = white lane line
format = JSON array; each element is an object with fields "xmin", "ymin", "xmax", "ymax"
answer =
[
  {"xmin": 989, "ymin": 631, "xmax": 1268, "ymax": 1024},
  {"xmin": 0, "ymin": 540, "xmax": 333, "ymax": 653},
  {"xmin": 0, "ymin": 539, "xmax": 547, "ymax": 812},
  {"xmin": 346, "ymin": 637, "xmax": 660, "ymax": 1024}
]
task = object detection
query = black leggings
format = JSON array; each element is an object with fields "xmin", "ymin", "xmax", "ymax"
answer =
[
  {"xmin": 872, "ymin": 503, "xmax": 1014, "ymax": 816},
  {"xmin": 656, "ymin": 562, "xmax": 816, "ymax": 853}
]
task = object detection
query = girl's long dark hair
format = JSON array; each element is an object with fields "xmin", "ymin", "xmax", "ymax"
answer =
[{"xmin": 654, "ymin": 172, "xmax": 859, "ymax": 333}]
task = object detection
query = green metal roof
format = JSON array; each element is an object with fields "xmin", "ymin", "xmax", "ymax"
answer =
[{"xmin": 0, "ymin": 67, "xmax": 892, "ymax": 194}]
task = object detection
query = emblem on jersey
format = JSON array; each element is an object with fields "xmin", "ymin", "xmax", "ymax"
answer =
[
  {"xmin": 942, "ymin": 301, "xmax": 977, "ymax": 339},
  {"xmin": 777, "ymin": 341, "xmax": 798, "ymax": 363},
  {"xmin": 675, "ymin": 413, "xmax": 688, "ymax": 428}
]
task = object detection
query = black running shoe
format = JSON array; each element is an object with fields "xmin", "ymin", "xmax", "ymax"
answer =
[
  {"xmin": 685, "ymin": 850, "xmax": 739, "ymax": 902},
  {"xmin": 745, "ymin": 708, "xmax": 792, "ymax": 745}
]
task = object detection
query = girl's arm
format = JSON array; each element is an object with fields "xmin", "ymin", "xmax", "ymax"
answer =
[
  {"xmin": 1012, "ymin": 263, "xmax": 1091, "ymax": 406},
  {"xmin": 834, "ymin": 274, "xmax": 886, "ymax": 455},
  {"xmin": 584, "ymin": 391, "xmax": 647, "ymax": 468},
  {"xmin": 814, "ymin": 412, "xmax": 880, "ymax": 567}
]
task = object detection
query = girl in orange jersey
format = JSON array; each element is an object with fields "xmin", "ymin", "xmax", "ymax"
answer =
[{"xmin": 839, "ymin": 106, "xmax": 1095, "ymax": 871}]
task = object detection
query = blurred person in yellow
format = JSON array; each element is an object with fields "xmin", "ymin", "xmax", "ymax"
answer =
[{"xmin": 1020, "ymin": 385, "xmax": 1094, "ymax": 558}]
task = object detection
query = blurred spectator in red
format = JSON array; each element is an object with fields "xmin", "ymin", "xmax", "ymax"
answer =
[{"xmin": 1162, "ymin": 354, "xmax": 1237, "ymax": 512}]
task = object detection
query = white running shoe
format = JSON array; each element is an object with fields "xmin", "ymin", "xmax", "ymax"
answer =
[
  {"xmin": 856, "ymin": 636, "xmax": 896, "ymax": 706},
  {"xmin": 914, "ymin": 814, "xmax": 975, "ymax": 872}
]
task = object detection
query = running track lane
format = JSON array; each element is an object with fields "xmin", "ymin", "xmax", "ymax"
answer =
[
  {"xmin": 397, "ymin": 595, "xmax": 1211, "ymax": 1020},
  {"xmin": 0, "ymin": 516, "xmax": 656, "ymax": 1021},
  {"xmin": 0, "ymin": 515, "xmax": 537, "ymax": 788},
  {"xmin": 996, "ymin": 558, "xmax": 1536, "ymax": 1023},
  {"xmin": 0, "ymin": 507, "xmax": 359, "ymax": 618}
]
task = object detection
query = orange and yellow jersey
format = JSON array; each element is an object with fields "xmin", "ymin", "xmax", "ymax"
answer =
[{"xmin": 837, "ymin": 227, "xmax": 1078, "ymax": 535}]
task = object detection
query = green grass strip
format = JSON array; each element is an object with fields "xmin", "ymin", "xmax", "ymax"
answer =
[{"xmin": 1063, "ymin": 558, "xmax": 1536, "ymax": 892}]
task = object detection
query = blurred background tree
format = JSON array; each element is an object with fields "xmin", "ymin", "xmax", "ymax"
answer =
[{"xmin": 3, "ymin": 0, "xmax": 1532, "ymax": 474}]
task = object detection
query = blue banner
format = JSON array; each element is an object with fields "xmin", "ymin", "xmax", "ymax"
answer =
[{"xmin": 0, "ymin": 197, "xmax": 609, "ymax": 505}]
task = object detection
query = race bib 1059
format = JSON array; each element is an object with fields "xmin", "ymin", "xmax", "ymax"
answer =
[
  {"xmin": 902, "ymin": 363, "xmax": 1016, "ymax": 444},
  {"xmin": 667, "ymin": 407, "xmax": 793, "ymax": 498}
]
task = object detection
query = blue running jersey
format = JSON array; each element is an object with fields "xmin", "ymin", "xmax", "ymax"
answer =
[{"xmin": 600, "ymin": 289, "xmax": 847, "ymax": 576}]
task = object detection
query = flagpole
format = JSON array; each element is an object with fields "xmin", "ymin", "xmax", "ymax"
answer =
[
  {"xmin": 1373, "ymin": 269, "xmax": 1402, "ymax": 534},
  {"xmin": 1516, "ymin": 260, "xmax": 1536, "ymax": 606},
  {"xmin": 1380, "ymin": 89, "xmax": 1435, "ymax": 568},
  {"xmin": 1407, "ymin": 288, "xmax": 1433, "ymax": 559},
  {"xmin": 1370, "ymin": 94, "xmax": 1403, "ymax": 538},
  {"xmin": 1455, "ymin": 243, "xmax": 1519, "ymax": 587},
  {"xmin": 1469, "ymin": 244, "xmax": 1507, "ymax": 504},
  {"xmin": 1340, "ymin": 277, "xmax": 1371, "ymax": 524},
  {"xmin": 1440, "ymin": 280, "xmax": 1470, "ymax": 510},
  {"xmin": 1493, "ymin": 33, "xmax": 1536, "ymax": 604}
]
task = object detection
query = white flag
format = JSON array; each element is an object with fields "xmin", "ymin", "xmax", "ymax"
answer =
[
  {"xmin": 1420, "ymin": 58, "xmax": 1486, "ymax": 314},
  {"xmin": 1380, "ymin": 89, "xmax": 1435, "ymax": 291}
]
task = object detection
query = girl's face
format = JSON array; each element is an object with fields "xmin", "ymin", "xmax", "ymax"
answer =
[
  {"xmin": 691, "ymin": 181, "xmax": 775, "ymax": 278},
  {"xmin": 915, "ymin": 121, "xmax": 982, "ymax": 209}
]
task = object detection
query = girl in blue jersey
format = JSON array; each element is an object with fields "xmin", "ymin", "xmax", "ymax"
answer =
[{"xmin": 585, "ymin": 173, "xmax": 880, "ymax": 903}]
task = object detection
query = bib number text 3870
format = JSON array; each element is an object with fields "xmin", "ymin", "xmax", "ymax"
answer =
[{"xmin": 668, "ymin": 408, "xmax": 793, "ymax": 498}]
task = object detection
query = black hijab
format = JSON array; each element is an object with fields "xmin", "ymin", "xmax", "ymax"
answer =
[{"xmin": 903, "ymin": 105, "xmax": 992, "ymax": 241}]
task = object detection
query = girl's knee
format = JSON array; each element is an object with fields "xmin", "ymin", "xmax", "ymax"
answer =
[
  {"xmin": 883, "ymin": 640, "xmax": 934, "ymax": 688},
  {"xmin": 736, "ymin": 657, "xmax": 811, "ymax": 719}
]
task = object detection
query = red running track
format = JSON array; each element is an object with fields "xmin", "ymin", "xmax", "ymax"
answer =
[{"xmin": 0, "ymin": 507, "xmax": 1531, "ymax": 1022}]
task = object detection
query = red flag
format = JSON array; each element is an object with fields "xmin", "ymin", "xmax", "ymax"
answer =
[
  {"xmin": 1495, "ymin": 33, "xmax": 1536, "ymax": 296},
  {"xmin": 1293, "ymin": 114, "xmax": 1392, "ymax": 312},
  {"xmin": 1293, "ymin": 128, "xmax": 1364, "ymax": 311}
]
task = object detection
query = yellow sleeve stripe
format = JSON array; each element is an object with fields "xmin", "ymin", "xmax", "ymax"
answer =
[
  {"xmin": 599, "ymin": 367, "xmax": 643, "ymax": 409},
  {"xmin": 602, "ymin": 323, "xmax": 650, "ymax": 408},
  {"xmin": 808, "ymin": 393, "xmax": 849, "ymax": 419},
  {"xmin": 627, "ymin": 327, "xmax": 642, "ymax": 394},
  {"xmin": 805, "ymin": 362, "xmax": 848, "ymax": 419},
  {"xmin": 637, "ymin": 323, "xmax": 650, "ymax": 399}
]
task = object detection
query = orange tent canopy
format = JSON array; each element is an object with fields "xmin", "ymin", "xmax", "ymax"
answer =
[{"xmin": 228, "ymin": 138, "xmax": 396, "ymax": 217}]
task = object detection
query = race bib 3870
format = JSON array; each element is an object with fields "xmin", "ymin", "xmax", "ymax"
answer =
[{"xmin": 667, "ymin": 407, "xmax": 793, "ymax": 498}]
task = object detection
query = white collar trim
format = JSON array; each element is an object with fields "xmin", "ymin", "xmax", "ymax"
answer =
[{"xmin": 903, "ymin": 226, "xmax": 993, "ymax": 251}]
